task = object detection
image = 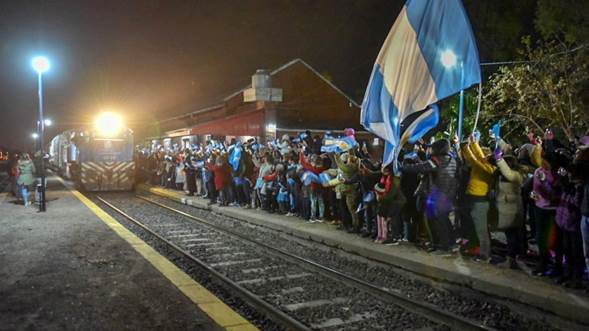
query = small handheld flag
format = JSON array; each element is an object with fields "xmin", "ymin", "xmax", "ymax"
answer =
[{"xmin": 321, "ymin": 136, "xmax": 358, "ymax": 153}]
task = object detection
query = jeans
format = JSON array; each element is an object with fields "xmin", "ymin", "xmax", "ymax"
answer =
[
  {"xmin": 470, "ymin": 200, "xmax": 491, "ymax": 258},
  {"xmin": 580, "ymin": 216, "xmax": 589, "ymax": 273},
  {"xmin": 35, "ymin": 177, "xmax": 44, "ymax": 203},
  {"xmin": 244, "ymin": 181, "xmax": 252, "ymax": 205},
  {"xmin": 19, "ymin": 184, "xmax": 29, "ymax": 204},
  {"xmin": 402, "ymin": 200, "xmax": 419, "ymax": 242},
  {"xmin": 196, "ymin": 176, "xmax": 204, "ymax": 195},
  {"xmin": 364, "ymin": 202, "xmax": 377, "ymax": 235},
  {"xmin": 310, "ymin": 190, "xmax": 325, "ymax": 219},
  {"xmin": 345, "ymin": 192, "xmax": 360, "ymax": 229}
]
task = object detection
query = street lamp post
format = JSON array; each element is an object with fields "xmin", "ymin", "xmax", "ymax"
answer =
[{"xmin": 32, "ymin": 56, "xmax": 50, "ymax": 212}]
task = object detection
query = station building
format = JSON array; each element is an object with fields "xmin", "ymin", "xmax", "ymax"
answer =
[{"xmin": 148, "ymin": 58, "xmax": 381, "ymax": 153}]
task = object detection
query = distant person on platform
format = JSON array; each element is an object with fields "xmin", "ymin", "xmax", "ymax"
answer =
[{"xmin": 17, "ymin": 153, "xmax": 36, "ymax": 206}]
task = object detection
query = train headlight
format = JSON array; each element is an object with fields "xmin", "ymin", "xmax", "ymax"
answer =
[{"xmin": 95, "ymin": 112, "xmax": 123, "ymax": 137}]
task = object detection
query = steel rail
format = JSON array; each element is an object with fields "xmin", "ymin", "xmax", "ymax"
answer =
[
  {"xmin": 138, "ymin": 195, "xmax": 495, "ymax": 331},
  {"xmin": 96, "ymin": 195, "xmax": 311, "ymax": 331}
]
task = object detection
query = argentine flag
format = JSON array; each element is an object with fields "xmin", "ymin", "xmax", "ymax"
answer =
[{"xmin": 361, "ymin": 0, "xmax": 481, "ymax": 170}]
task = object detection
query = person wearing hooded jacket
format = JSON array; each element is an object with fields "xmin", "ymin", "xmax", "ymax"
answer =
[
  {"xmin": 17, "ymin": 153, "xmax": 36, "ymax": 206},
  {"xmin": 401, "ymin": 139, "xmax": 457, "ymax": 254},
  {"xmin": 494, "ymin": 144, "xmax": 526, "ymax": 269}
]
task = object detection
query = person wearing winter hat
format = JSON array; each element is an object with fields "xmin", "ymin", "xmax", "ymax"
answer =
[
  {"xmin": 344, "ymin": 128, "xmax": 356, "ymax": 138},
  {"xmin": 400, "ymin": 139, "xmax": 458, "ymax": 254}
]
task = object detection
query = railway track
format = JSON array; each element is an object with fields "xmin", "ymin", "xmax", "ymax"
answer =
[{"xmin": 96, "ymin": 194, "xmax": 493, "ymax": 331}]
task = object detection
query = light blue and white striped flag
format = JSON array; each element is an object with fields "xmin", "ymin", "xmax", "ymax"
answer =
[{"xmin": 361, "ymin": 0, "xmax": 481, "ymax": 171}]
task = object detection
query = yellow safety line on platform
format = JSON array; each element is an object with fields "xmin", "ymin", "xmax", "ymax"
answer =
[{"xmin": 70, "ymin": 189, "xmax": 259, "ymax": 331}]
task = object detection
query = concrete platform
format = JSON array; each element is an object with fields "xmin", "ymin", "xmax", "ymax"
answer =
[
  {"xmin": 0, "ymin": 177, "xmax": 256, "ymax": 330},
  {"xmin": 140, "ymin": 184, "xmax": 589, "ymax": 326}
]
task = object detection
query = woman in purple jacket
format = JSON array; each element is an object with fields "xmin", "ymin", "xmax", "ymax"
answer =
[{"xmin": 532, "ymin": 145, "xmax": 564, "ymax": 277}]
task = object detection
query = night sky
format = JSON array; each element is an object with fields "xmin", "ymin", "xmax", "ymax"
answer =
[{"xmin": 0, "ymin": 0, "xmax": 534, "ymax": 150}]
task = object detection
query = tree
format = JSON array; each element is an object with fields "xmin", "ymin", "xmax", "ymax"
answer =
[
  {"xmin": 535, "ymin": 0, "xmax": 589, "ymax": 45},
  {"xmin": 484, "ymin": 37, "xmax": 588, "ymax": 141}
]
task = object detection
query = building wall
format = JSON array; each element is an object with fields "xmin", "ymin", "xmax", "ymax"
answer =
[
  {"xmin": 271, "ymin": 61, "xmax": 362, "ymax": 131},
  {"xmin": 151, "ymin": 59, "xmax": 370, "ymax": 146}
]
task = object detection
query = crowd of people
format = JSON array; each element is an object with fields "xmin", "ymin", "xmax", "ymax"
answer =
[{"xmin": 137, "ymin": 127, "xmax": 589, "ymax": 289}]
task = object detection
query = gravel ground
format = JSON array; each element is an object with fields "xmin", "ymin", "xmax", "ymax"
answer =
[
  {"xmin": 140, "ymin": 193, "xmax": 569, "ymax": 331},
  {"xmin": 93, "ymin": 195, "xmax": 284, "ymax": 331},
  {"xmin": 95, "ymin": 193, "xmax": 439, "ymax": 330}
]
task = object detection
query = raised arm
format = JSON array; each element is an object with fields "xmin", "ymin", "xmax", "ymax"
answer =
[
  {"xmin": 464, "ymin": 143, "xmax": 495, "ymax": 174},
  {"xmin": 496, "ymin": 159, "xmax": 523, "ymax": 185}
]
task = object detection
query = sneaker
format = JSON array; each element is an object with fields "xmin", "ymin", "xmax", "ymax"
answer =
[
  {"xmin": 306, "ymin": 219, "xmax": 316, "ymax": 224},
  {"xmin": 381, "ymin": 239, "xmax": 400, "ymax": 246},
  {"xmin": 473, "ymin": 256, "xmax": 491, "ymax": 263},
  {"xmin": 315, "ymin": 218, "xmax": 324, "ymax": 223},
  {"xmin": 285, "ymin": 212, "xmax": 293, "ymax": 217},
  {"xmin": 374, "ymin": 239, "xmax": 383, "ymax": 244},
  {"xmin": 532, "ymin": 268, "xmax": 546, "ymax": 277},
  {"xmin": 544, "ymin": 268, "xmax": 563, "ymax": 278}
]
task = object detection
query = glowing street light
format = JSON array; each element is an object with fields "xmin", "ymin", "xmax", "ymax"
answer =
[
  {"xmin": 44, "ymin": 118, "xmax": 53, "ymax": 126},
  {"xmin": 32, "ymin": 132, "xmax": 39, "ymax": 139},
  {"xmin": 31, "ymin": 55, "xmax": 50, "ymax": 212},
  {"xmin": 32, "ymin": 56, "xmax": 51, "ymax": 74}
]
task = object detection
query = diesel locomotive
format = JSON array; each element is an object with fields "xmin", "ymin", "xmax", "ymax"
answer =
[{"xmin": 48, "ymin": 112, "xmax": 135, "ymax": 191}]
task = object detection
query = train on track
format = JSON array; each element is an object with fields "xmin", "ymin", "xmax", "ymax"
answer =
[{"xmin": 48, "ymin": 112, "xmax": 135, "ymax": 191}]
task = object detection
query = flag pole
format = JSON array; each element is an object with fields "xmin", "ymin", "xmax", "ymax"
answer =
[{"xmin": 457, "ymin": 61, "xmax": 465, "ymax": 142}]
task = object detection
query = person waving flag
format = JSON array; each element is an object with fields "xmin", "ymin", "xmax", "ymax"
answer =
[{"xmin": 361, "ymin": 0, "xmax": 481, "ymax": 171}]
